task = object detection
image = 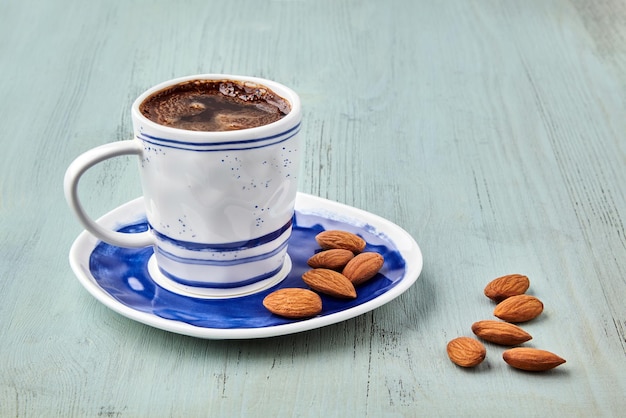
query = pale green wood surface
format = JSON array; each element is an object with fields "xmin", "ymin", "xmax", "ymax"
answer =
[{"xmin": 1, "ymin": 0, "xmax": 625, "ymax": 416}]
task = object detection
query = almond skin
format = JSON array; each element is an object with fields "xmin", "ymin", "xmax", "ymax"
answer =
[
  {"xmin": 307, "ymin": 249, "xmax": 355, "ymax": 270},
  {"xmin": 471, "ymin": 320, "xmax": 532, "ymax": 346},
  {"xmin": 446, "ymin": 337, "xmax": 486, "ymax": 368},
  {"xmin": 494, "ymin": 294, "xmax": 543, "ymax": 323},
  {"xmin": 262, "ymin": 288, "xmax": 322, "ymax": 319},
  {"xmin": 315, "ymin": 230, "xmax": 366, "ymax": 254},
  {"xmin": 302, "ymin": 268, "xmax": 357, "ymax": 299},
  {"xmin": 484, "ymin": 274, "xmax": 530, "ymax": 302},
  {"xmin": 503, "ymin": 347, "xmax": 566, "ymax": 371},
  {"xmin": 342, "ymin": 252, "xmax": 384, "ymax": 285}
]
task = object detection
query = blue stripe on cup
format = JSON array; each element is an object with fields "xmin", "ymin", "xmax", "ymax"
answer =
[
  {"xmin": 138, "ymin": 123, "xmax": 300, "ymax": 152},
  {"xmin": 155, "ymin": 238, "xmax": 289, "ymax": 266},
  {"xmin": 158, "ymin": 263, "xmax": 286, "ymax": 289},
  {"xmin": 149, "ymin": 219, "xmax": 293, "ymax": 252}
]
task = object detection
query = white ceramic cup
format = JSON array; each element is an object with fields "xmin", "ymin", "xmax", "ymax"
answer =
[{"xmin": 65, "ymin": 74, "xmax": 301, "ymax": 297}]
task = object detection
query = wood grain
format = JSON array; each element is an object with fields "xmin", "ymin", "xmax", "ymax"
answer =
[{"xmin": 1, "ymin": 0, "xmax": 625, "ymax": 416}]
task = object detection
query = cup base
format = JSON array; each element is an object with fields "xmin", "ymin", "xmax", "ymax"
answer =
[{"xmin": 147, "ymin": 254, "xmax": 292, "ymax": 299}]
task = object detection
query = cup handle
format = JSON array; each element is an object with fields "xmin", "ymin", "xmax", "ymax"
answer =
[{"xmin": 64, "ymin": 139, "xmax": 153, "ymax": 248}]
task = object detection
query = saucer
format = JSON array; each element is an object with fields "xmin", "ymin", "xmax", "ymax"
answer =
[{"xmin": 69, "ymin": 193, "xmax": 423, "ymax": 339}]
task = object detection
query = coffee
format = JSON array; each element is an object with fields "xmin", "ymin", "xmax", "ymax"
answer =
[{"xmin": 139, "ymin": 79, "xmax": 291, "ymax": 132}]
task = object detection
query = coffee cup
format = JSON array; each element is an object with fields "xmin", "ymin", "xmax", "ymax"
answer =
[{"xmin": 64, "ymin": 74, "xmax": 301, "ymax": 297}]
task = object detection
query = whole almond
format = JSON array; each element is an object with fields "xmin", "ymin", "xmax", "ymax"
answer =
[
  {"xmin": 503, "ymin": 347, "xmax": 566, "ymax": 371},
  {"xmin": 307, "ymin": 249, "xmax": 355, "ymax": 270},
  {"xmin": 471, "ymin": 320, "xmax": 532, "ymax": 346},
  {"xmin": 342, "ymin": 252, "xmax": 385, "ymax": 285},
  {"xmin": 315, "ymin": 230, "xmax": 366, "ymax": 253},
  {"xmin": 494, "ymin": 294, "xmax": 543, "ymax": 323},
  {"xmin": 262, "ymin": 288, "xmax": 322, "ymax": 319},
  {"xmin": 302, "ymin": 268, "xmax": 357, "ymax": 299},
  {"xmin": 446, "ymin": 337, "xmax": 486, "ymax": 368},
  {"xmin": 484, "ymin": 274, "xmax": 530, "ymax": 302}
]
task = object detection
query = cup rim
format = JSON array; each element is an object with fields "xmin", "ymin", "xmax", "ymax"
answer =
[{"xmin": 131, "ymin": 74, "xmax": 301, "ymax": 138}]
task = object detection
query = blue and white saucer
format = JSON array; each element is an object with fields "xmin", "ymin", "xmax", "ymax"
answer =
[{"xmin": 69, "ymin": 193, "xmax": 423, "ymax": 339}]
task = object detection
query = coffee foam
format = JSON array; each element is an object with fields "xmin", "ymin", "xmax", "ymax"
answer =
[{"xmin": 140, "ymin": 80, "xmax": 291, "ymax": 132}]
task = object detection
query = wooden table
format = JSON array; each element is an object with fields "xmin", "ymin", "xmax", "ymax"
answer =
[{"xmin": 2, "ymin": 0, "xmax": 625, "ymax": 416}]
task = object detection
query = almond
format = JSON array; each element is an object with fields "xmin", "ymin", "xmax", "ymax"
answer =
[
  {"xmin": 471, "ymin": 320, "xmax": 532, "ymax": 346},
  {"xmin": 494, "ymin": 294, "xmax": 544, "ymax": 323},
  {"xmin": 503, "ymin": 347, "xmax": 566, "ymax": 371},
  {"xmin": 307, "ymin": 249, "xmax": 355, "ymax": 270},
  {"xmin": 262, "ymin": 288, "xmax": 322, "ymax": 319},
  {"xmin": 342, "ymin": 252, "xmax": 384, "ymax": 285},
  {"xmin": 315, "ymin": 230, "xmax": 366, "ymax": 253},
  {"xmin": 302, "ymin": 268, "xmax": 357, "ymax": 299},
  {"xmin": 484, "ymin": 274, "xmax": 530, "ymax": 302},
  {"xmin": 446, "ymin": 337, "xmax": 486, "ymax": 368}
]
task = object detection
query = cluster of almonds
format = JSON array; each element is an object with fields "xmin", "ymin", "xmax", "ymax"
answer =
[
  {"xmin": 446, "ymin": 274, "xmax": 566, "ymax": 372},
  {"xmin": 262, "ymin": 230, "xmax": 385, "ymax": 319}
]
